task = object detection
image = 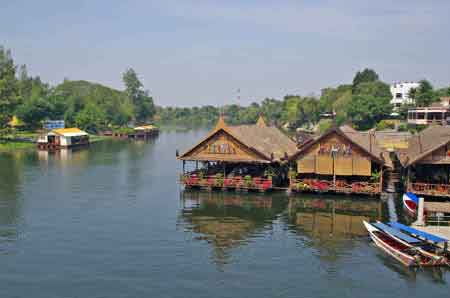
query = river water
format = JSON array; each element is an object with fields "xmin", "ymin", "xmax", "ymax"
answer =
[{"xmin": 0, "ymin": 130, "xmax": 448, "ymax": 297}]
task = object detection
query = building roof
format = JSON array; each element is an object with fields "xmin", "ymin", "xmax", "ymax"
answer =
[
  {"xmin": 290, "ymin": 125, "xmax": 393, "ymax": 168},
  {"xmin": 50, "ymin": 128, "xmax": 88, "ymax": 137},
  {"xmin": 178, "ymin": 115, "xmax": 297, "ymax": 163},
  {"xmin": 134, "ymin": 125, "xmax": 157, "ymax": 130},
  {"xmin": 399, "ymin": 125, "xmax": 450, "ymax": 167}
]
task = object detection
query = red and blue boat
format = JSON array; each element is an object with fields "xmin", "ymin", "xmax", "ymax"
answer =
[
  {"xmin": 402, "ymin": 192, "xmax": 419, "ymax": 216},
  {"xmin": 363, "ymin": 221, "xmax": 441, "ymax": 267}
]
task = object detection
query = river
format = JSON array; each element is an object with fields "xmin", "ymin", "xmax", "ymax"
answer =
[{"xmin": 0, "ymin": 130, "xmax": 448, "ymax": 297}]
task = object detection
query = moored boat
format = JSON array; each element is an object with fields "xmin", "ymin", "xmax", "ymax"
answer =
[
  {"xmin": 375, "ymin": 222, "xmax": 447, "ymax": 266},
  {"xmin": 387, "ymin": 221, "xmax": 449, "ymax": 266},
  {"xmin": 402, "ymin": 192, "xmax": 419, "ymax": 216},
  {"xmin": 363, "ymin": 221, "xmax": 436, "ymax": 267}
]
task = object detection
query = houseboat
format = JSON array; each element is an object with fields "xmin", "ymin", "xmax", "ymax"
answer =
[
  {"xmin": 37, "ymin": 128, "xmax": 89, "ymax": 150},
  {"xmin": 289, "ymin": 125, "xmax": 393, "ymax": 196},
  {"xmin": 129, "ymin": 125, "xmax": 159, "ymax": 139},
  {"xmin": 177, "ymin": 115, "xmax": 298, "ymax": 192},
  {"xmin": 399, "ymin": 125, "xmax": 450, "ymax": 198}
]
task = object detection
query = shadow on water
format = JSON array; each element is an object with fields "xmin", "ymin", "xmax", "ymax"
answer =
[
  {"xmin": 374, "ymin": 247, "xmax": 449, "ymax": 284},
  {"xmin": 177, "ymin": 190, "xmax": 288, "ymax": 269}
]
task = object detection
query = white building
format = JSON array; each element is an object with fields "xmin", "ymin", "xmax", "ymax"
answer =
[
  {"xmin": 390, "ymin": 82, "xmax": 420, "ymax": 108},
  {"xmin": 37, "ymin": 128, "xmax": 89, "ymax": 150}
]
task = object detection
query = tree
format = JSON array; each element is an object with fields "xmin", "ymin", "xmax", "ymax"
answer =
[
  {"xmin": 18, "ymin": 64, "xmax": 33, "ymax": 101},
  {"xmin": 352, "ymin": 68, "xmax": 379, "ymax": 92},
  {"xmin": 16, "ymin": 97, "xmax": 52, "ymax": 128},
  {"xmin": 353, "ymin": 81, "xmax": 391, "ymax": 99},
  {"xmin": 122, "ymin": 68, "xmax": 155, "ymax": 123},
  {"xmin": 64, "ymin": 95, "xmax": 84, "ymax": 126},
  {"xmin": 74, "ymin": 104, "xmax": 106, "ymax": 132},
  {"xmin": 0, "ymin": 46, "xmax": 20, "ymax": 128},
  {"xmin": 347, "ymin": 94, "xmax": 392, "ymax": 130},
  {"xmin": 410, "ymin": 80, "xmax": 438, "ymax": 107}
]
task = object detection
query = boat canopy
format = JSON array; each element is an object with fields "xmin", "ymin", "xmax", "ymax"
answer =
[
  {"xmin": 373, "ymin": 222, "xmax": 422, "ymax": 244},
  {"xmin": 389, "ymin": 221, "xmax": 448, "ymax": 243}
]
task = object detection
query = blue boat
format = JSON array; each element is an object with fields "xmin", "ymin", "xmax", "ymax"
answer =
[
  {"xmin": 375, "ymin": 221, "xmax": 449, "ymax": 265},
  {"xmin": 388, "ymin": 221, "xmax": 448, "ymax": 244},
  {"xmin": 373, "ymin": 222, "xmax": 422, "ymax": 244}
]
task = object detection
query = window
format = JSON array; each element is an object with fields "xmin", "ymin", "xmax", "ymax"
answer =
[{"xmin": 396, "ymin": 93, "xmax": 402, "ymax": 99}]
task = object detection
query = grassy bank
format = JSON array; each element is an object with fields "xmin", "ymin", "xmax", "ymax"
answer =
[
  {"xmin": 0, "ymin": 131, "xmax": 115, "ymax": 154},
  {"xmin": 0, "ymin": 141, "xmax": 35, "ymax": 152}
]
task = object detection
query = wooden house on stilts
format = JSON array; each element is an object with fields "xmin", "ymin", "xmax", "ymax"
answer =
[
  {"xmin": 289, "ymin": 125, "xmax": 393, "ymax": 196},
  {"xmin": 399, "ymin": 125, "xmax": 450, "ymax": 198},
  {"xmin": 177, "ymin": 115, "xmax": 298, "ymax": 192}
]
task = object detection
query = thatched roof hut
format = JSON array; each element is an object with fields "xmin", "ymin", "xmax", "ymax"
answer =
[
  {"xmin": 290, "ymin": 125, "xmax": 393, "ymax": 172},
  {"xmin": 178, "ymin": 115, "xmax": 297, "ymax": 164},
  {"xmin": 398, "ymin": 125, "xmax": 450, "ymax": 167}
]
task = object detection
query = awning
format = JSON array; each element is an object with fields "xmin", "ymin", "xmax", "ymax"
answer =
[{"xmin": 388, "ymin": 221, "xmax": 448, "ymax": 243}]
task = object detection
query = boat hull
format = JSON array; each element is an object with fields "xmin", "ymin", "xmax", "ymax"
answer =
[
  {"xmin": 364, "ymin": 221, "xmax": 417, "ymax": 267},
  {"xmin": 402, "ymin": 193, "xmax": 417, "ymax": 217}
]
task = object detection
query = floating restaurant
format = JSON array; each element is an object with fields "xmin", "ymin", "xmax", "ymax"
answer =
[
  {"xmin": 289, "ymin": 125, "xmax": 393, "ymax": 196},
  {"xmin": 37, "ymin": 128, "xmax": 89, "ymax": 150},
  {"xmin": 177, "ymin": 115, "xmax": 298, "ymax": 192},
  {"xmin": 399, "ymin": 125, "xmax": 450, "ymax": 198}
]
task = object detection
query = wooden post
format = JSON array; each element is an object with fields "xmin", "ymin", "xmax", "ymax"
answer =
[
  {"xmin": 406, "ymin": 167, "xmax": 410, "ymax": 191},
  {"xmin": 415, "ymin": 197, "xmax": 425, "ymax": 226},
  {"xmin": 379, "ymin": 167, "xmax": 383, "ymax": 193},
  {"xmin": 332, "ymin": 153, "xmax": 336, "ymax": 190}
]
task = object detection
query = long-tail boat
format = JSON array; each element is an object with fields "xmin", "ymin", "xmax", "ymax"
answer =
[
  {"xmin": 363, "ymin": 221, "xmax": 438, "ymax": 267},
  {"xmin": 375, "ymin": 222, "xmax": 447, "ymax": 266},
  {"xmin": 387, "ymin": 221, "xmax": 449, "ymax": 266}
]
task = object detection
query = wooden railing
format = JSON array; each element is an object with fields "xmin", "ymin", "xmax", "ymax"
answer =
[
  {"xmin": 290, "ymin": 179, "xmax": 381, "ymax": 195},
  {"xmin": 426, "ymin": 215, "xmax": 450, "ymax": 226},
  {"xmin": 408, "ymin": 183, "xmax": 450, "ymax": 197},
  {"xmin": 180, "ymin": 174, "xmax": 273, "ymax": 191}
]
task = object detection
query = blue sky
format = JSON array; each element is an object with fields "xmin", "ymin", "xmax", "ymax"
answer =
[{"xmin": 1, "ymin": 0, "xmax": 450, "ymax": 106}]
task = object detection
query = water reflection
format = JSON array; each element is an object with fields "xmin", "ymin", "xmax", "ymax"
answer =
[
  {"xmin": 178, "ymin": 190, "xmax": 287, "ymax": 268},
  {"xmin": 376, "ymin": 249, "xmax": 448, "ymax": 283},
  {"xmin": 286, "ymin": 195, "xmax": 383, "ymax": 262},
  {"xmin": 0, "ymin": 153, "xmax": 23, "ymax": 253}
]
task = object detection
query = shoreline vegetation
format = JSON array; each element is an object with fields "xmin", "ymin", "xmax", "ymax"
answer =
[
  {"xmin": 0, "ymin": 132, "xmax": 114, "ymax": 153},
  {"xmin": 2, "ymin": 45, "xmax": 450, "ymax": 154}
]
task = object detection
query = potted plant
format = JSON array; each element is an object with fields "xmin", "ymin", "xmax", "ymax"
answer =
[
  {"xmin": 214, "ymin": 173, "xmax": 224, "ymax": 187},
  {"xmin": 244, "ymin": 175, "xmax": 253, "ymax": 188}
]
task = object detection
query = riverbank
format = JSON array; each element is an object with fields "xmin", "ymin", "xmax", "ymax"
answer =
[
  {"xmin": 0, "ymin": 141, "xmax": 35, "ymax": 153},
  {"xmin": 0, "ymin": 132, "xmax": 114, "ymax": 153}
]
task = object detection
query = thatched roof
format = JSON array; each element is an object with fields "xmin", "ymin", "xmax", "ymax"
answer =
[
  {"xmin": 178, "ymin": 116, "xmax": 297, "ymax": 163},
  {"xmin": 290, "ymin": 125, "xmax": 393, "ymax": 168},
  {"xmin": 398, "ymin": 125, "xmax": 450, "ymax": 167}
]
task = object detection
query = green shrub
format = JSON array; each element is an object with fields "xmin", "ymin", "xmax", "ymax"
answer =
[{"xmin": 376, "ymin": 120, "xmax": 395, "ymax": 131}]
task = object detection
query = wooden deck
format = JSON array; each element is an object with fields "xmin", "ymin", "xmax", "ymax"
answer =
[
  {"xmin": 289, "ymin": 179, "xmax": 381, "ymax": 196},
  {"xmin": 180, "ymin": 174, "xmax": 273, "ymax": 192},
  {"xmin": 408, "ymin": 183, "xmax": 450, "ymax": 198}
]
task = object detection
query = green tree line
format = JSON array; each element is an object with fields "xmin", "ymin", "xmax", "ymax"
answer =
[
  {"xmin": 2, "ymin": 46, "xmax": 450, "ymax": 133},
  {"xmin": 0, "ymin": 46, "xmax": 155, "ymax": 133}
]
